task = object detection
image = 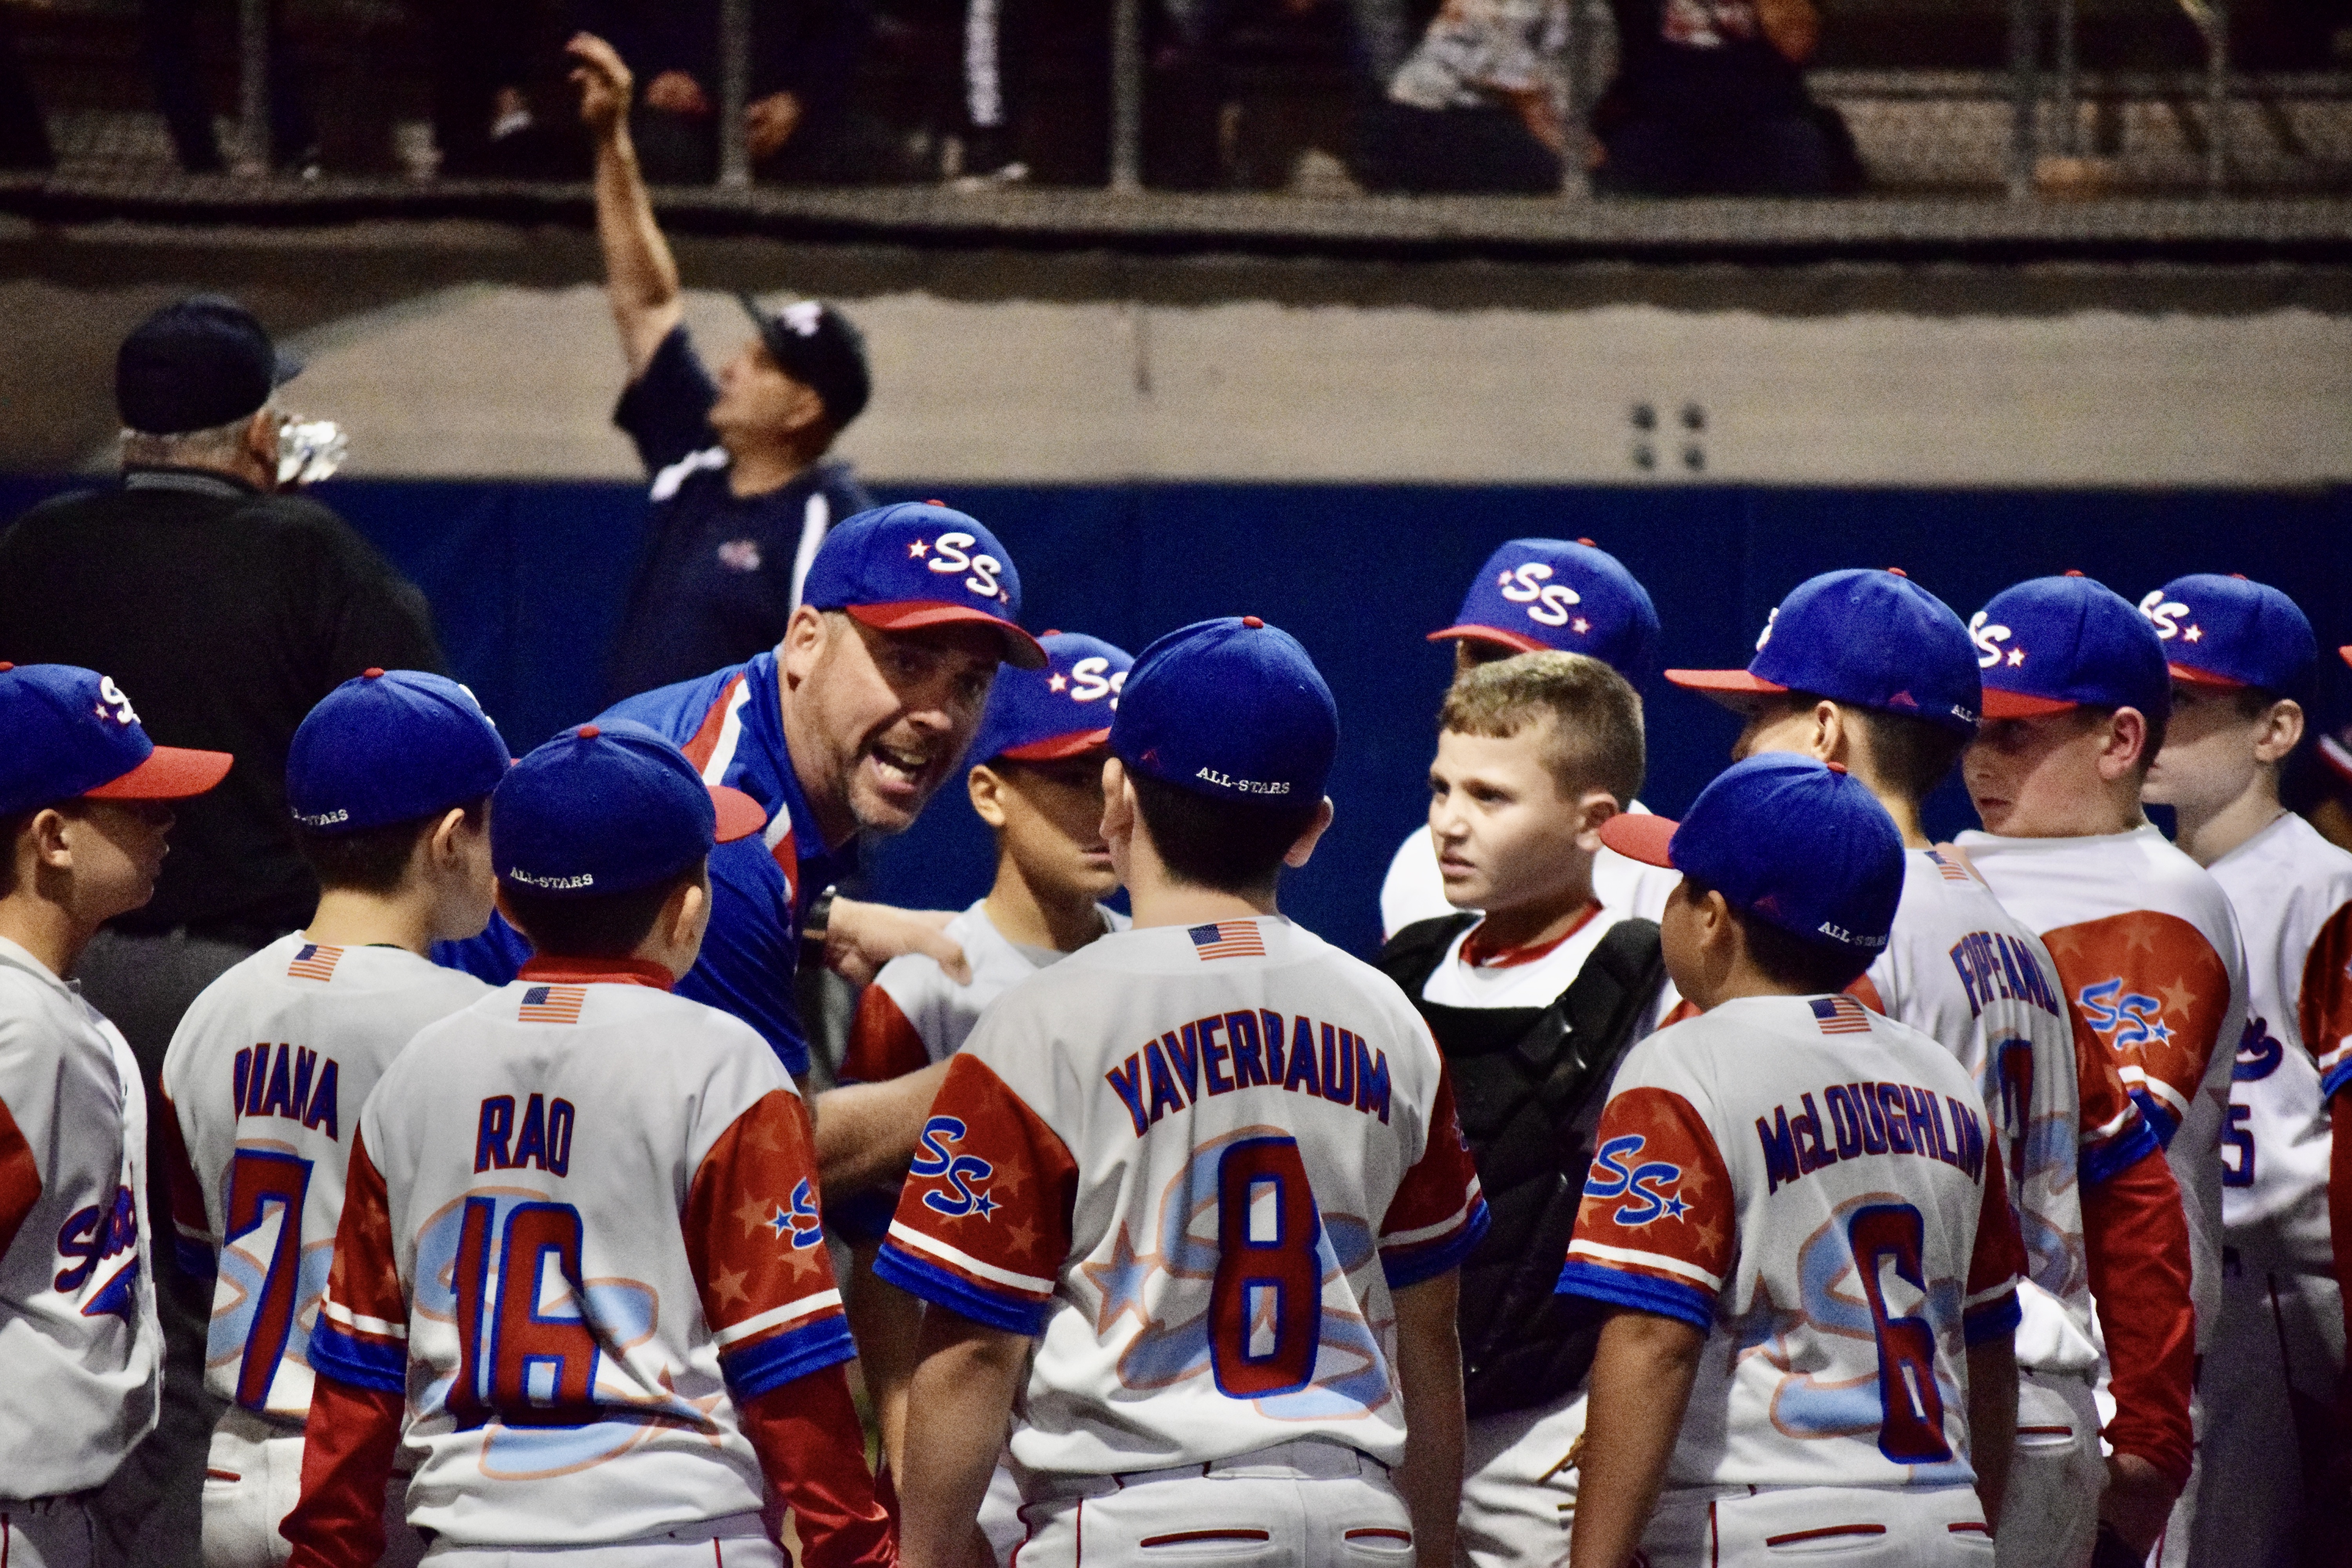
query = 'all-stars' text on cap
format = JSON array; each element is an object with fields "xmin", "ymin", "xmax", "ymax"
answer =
[
  {"xmin": 287, "ymin": 669, "xmax": 512, "ymax": 834},
  {"xmin": 1111, "ymin": 617, "xmax": 1338, "ymax": 806},
  {"xmin": 493, "ymin": 721, "xmax": 766, "ymax": 898}
]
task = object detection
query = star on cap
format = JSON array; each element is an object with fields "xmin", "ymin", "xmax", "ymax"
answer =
[
  {"xmin": 1048, "ymin": 673, "xmax": 1068, "ymax": 692},
  {"xmin": 908, "ymin": 538, "xmax": 929, "ymax": 559},
  {"xmin": 1571, "ymin": 617, "xmax": 1591, "ymax": 635},
  {"xmin": 2006, "ymin": 647, "xmax": 2027, "ymax": 667},
  {"xmin": 2184, "ymin": 625, "xmax": 2202, "ymax": 642},
  {"xmin": 1497, "ymin": 570, "xmax": 1513, "ymax": 586}
]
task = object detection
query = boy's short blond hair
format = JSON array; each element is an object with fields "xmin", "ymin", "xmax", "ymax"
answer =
[{"xmin": 1439, "ymin": 652, "xmax": 1646, "ymax": 808}]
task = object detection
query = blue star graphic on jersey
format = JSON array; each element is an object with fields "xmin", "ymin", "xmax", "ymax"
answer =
[
  {"xmin": 765, "ymin": 1207, "xmax": 793, "ymax": 1240},
  {"xmin": 1663, "ymin": 1194, "xmax": 1689, "ymax": 1220},
  {"xmin": 1081, "ymin": 1222, "xmax": 1156, "ymax": 1333},
  {"xmin": 971, "ymin": 1189, "xmax": 999, "ymax": 1219}
]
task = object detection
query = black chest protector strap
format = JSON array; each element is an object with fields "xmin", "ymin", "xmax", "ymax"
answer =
[{"xmin": 1375, "ymin": 912, "xmax": 1667, "ymax": 1418}]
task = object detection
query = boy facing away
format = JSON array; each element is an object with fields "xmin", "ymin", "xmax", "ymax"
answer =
[
  {"xmin": 1563, "ymin": 754, "xmax": 2026, "ymax": 1568},
  {"xmin": 283, "ymin": 721, "xmax": 893, "ymax": 1568},
  {"xmin": 881, "ymin": 617, "xmax": 1490, "ymax": 1568},
  {"xmin": 161, "ymin": 670, "xmax": 511, "ymax": 1568}
]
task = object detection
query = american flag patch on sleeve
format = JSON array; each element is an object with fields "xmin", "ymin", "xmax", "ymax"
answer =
[
  {"xmin": 1187, "ymin": 921, "xmax": 1267, "ymax": 961},
  {"xmin": 287, "ymin": 944, "xmax": 343, "ymax": 982},
  {"xmin": 519, "ymin": 985, "xmax": 588, "ymax": 1024},
  {"xmin": 1810, "ymin": 994, "xmax": 1873, "ymax": 1035},
  {"xmin": 1927, "ymin": 850, "xmax": 1973, "ymax": 885}
]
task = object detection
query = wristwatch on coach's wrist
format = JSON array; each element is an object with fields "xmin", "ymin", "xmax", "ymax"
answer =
[{"xmin": 800, "ymin": 884, "xmax": 838, "ymax": 971}]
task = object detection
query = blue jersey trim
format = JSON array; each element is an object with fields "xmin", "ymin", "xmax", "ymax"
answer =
[
  {"xmin": 1381, "ymin": 1200, "xmax": 1491, "ymax": 1290},
  {"xmin": 2322, "ymin": 1060, "xmax": 2352, "ymax": 1103},
  {"xmin": 1963, "ymin": 1288, "xmax": 2024, "ymax": 1347},
  {"xmin": 1553, "ymin": 1258, "xmax": 1715, "ymax": 1335},
  {"xmin": 873, "ymin": 1242, "xmax": 1049, "ymax": 1336},
  {"xmin": 2080, "ymin": 1115, "xmax": 2161, "ymax": 1189},
  {"xmin": 2127, "ymin": 1088, "xmax": 2181, "ymax": 1150},
  {"xmin": 719, "ymin": 1316, "xmax": 858, "ymax": 1400},
  {"xmin": 308, "ymin": 1318, "xmax": 407, "ymax": 1395}
]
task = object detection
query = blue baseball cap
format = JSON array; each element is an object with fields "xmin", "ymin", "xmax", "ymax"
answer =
[
  {"xmin": 1601, "ymin": 754, "xmax": 1903, "ymax": 956},
  {"xmin": 800, "ymin": 502, "xmax": 1046, "ymax": 669},
  {"xmin": 1972, "ymin": 574, "xmax": 2171, "ymax": 720},
  {"xmin": 492, "ymin": 721, "xmax": 767, "ymax": 898},
  {"xmin": 967, "ymin": 632, "xmax": 1133, "ymax": 766},
  {"xmin": 1110, "ymin": 617, "xmax": 1338, "ymax": 806},
  {"xmin": 1432, "ymin": 538, "xmax": 1661, "ymax": 678},
  {"xmin": 2139, "ymin": 574, "xmax": 2317, "ymax": 698},
  {"xmin": 287, "ymin": 669, "xmax": 512, "ymax": 834},
  {"xmin": 1668, "ymin": 568, "xmax": 1980, "ymax": 735},
  {"xmin": 0, "ymin": 662, "xmax": 232, "ymax": 818},
  {"xmin": 116, "ymin": 295, "xmax": 302, "ymax": 436}
]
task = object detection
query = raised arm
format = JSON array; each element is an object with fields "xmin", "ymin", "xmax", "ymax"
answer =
[{"xmin": 568, "ymin": 32, "xmax": 684, "ymax": 379}]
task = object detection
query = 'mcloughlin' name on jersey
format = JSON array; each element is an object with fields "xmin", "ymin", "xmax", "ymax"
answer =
[
  {"xmin": 1757, "ymin": 1078, "xmax": 1989, "ymax": 1195},
  {"xmin": 1106, "ymin": 1011, "xmax": 1393, "ymax": 1136}
]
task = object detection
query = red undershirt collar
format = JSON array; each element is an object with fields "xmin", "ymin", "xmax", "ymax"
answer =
[
  {"xmin": 517, "ymin": 955, "xmax": 677, "ymax": 991},
  {"xmin": 1459, "ymin": 900, "xmax": 1602, "ymax": 969}
]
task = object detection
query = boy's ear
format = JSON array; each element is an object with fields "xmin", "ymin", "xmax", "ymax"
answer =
[
  {"xmin": 968, "ymin": 763, "xmax": 1009, "ymax": 828},
  {"xmin": 1099, "ymin": 757, "xmax": 1135, "ymax": 846},
  {"xmin": 2258, "ymin": 698, "xmax": 2306, "ymax": 763},
  {"xmin": 1572, "ymin": 789, "xmax": 1621, "ymax": 849},
  {"xmin": 1281, "ymin": 797, "xmax": 1338, "ymax": 869},
  {"xmin": 426, "ymin": 806, "xmax": 470, "ymax": 867}
]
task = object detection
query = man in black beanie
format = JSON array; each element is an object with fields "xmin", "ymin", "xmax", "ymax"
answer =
[{"xmin": 0, "ymin": 293, "xmax": 443, "ymax": 1568}]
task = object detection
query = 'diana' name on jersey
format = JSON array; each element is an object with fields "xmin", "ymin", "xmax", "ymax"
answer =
[
  {"xmin": 1758, "ymin": 1079, "xmax": 1989, "ymax": 1196},
  {"xmin": 232, "ymin": 1043, "xmax": 342, "ymax": 1140},
  {"xmin": 1947, "ymin": 929, "xmax": 2063, "ymax": 1021},
  {"xmin": 1107, "ymin": 1011, "xmax": 1392, "ymax": 1137}
]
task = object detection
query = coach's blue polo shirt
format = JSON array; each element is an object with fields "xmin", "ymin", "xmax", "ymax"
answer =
[
  {"xmin": 608, "ymin": 325, "xmax": 871, "ymax": 701},
  {"xmin": 438, "ymin": 652, "xmax": 852, "ymax": 1078}
]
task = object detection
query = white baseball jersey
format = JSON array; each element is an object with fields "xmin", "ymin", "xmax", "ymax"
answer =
[
  {"xmin": 874, "ymin": 915, "xmax": 1488, "ymax": 1477},
  {"xmin": 2205, "ymin": 811, "xmax": 2352, "ymax": 1274},
  {"xmin": 160, "ymin": 935, "xmax": 488, "ymax": 1421},
  {"xmin": 840, "ymin": 900, "xmax": 1130, "ymax": 1083},
  {"xmin": 1957, "ymin": 824, "xmax": 2249, "ymax": 1352},
  {"xmin": 1417, "ymin": 904, "xmax": 1667, "ymax": 1020},
  {"xmin": 1379, "ymin": 806, "xmax": 1679, "ymax": 942},
  {"xmin": 310, "ymin": 964, "xmax": 857, "ymax": 1546},
  {"xmin": 0, "ymin": 935, "xmax": 163, "ymax": 1499},
  {"xmin": 1559, "ymin": 994, "xmax": 2026, "ymax": 1492}
]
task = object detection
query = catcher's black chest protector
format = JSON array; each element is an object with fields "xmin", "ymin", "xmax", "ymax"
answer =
[{"xmin": 1375, "ymin": 911, "xmax": 1667, "ymax": 1418}]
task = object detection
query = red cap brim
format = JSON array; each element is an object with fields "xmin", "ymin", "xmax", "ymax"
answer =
[
  {"xmin": 710, "ymin": 784, "xmax": 768, "ymax": 844},
  {"xmin": 1979, "ymin": 688, "xmax": 2078, "ymax": 719},
  {"xmin": 1598, "ymin": 811, "xmax": 1679, "ymax": 868},
  {"xmin": 2167, "ymin": 661, "xmax": 2247, "ymax": 689},
  {"xmin": 2339, "ymin": 646, "xmax": 2351, "ymax": 669},
  {"xmin": 2321, "ymin": 733, "xmax": 2352, "ymax": 789},
  {"xmin": 83, "ymin": 744, "xmax": 233, "ymax": 802},
  {"xmin": 1664, "ymin": 668, "xmax": 1791, "ymax": 707},
  {"xmin": 1426, "ymin": 624, "xmax": 1549, "ymax": 655},
  {"xmin": 846, "ymin": 602, "xmax": 1049, "ymax": 670},
  {"xmin": 996, "ymin": 728, "xmax": 1111, "ymax": 763}
]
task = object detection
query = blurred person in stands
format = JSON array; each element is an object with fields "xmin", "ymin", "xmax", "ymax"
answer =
[
  {"xmin": 570, "ymin": 0, "xmax": 871, "ymax": 183},
  {"xmin": 0, "ymin": 0, "xmax": 53, "ymax": 172},
  {"xmin": 1589, "ymin": 0, "xmax": 1862, "ymax": 195},
  {"xmin": 140, "ymin": 0, "xmax": 318, "ymax": 174},
  {"xmin": 571, "ymin": 31, "xmax": 876, "ymax": 701},
  {"xmin": 1361, "ymin": 0, "xmax": 1570, "ymax": 195},
  {"xmin": 1154, "ymin": 0, "xmax": 1414, "ymax": 189},
  {"xmin": 0, "ymin": 294, "xmax": 443, "ymax": 1568}
]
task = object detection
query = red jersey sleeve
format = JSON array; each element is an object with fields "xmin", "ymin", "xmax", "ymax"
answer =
[
  {"xmin": 1377, "ymin": 1062, "xmax": 1488, "ymax": 1289},
  {"xmin": 159, "ymin": 1091, "xmax": 216, "ymax": 1278},
  {"xmin": 0, "ymin": 1093, "xmax": 37, "ymax": 1258},
  {"xmin": 737, "ymin": 1370, "xmax": 896, "ymax": 1568},
  {"xmin": 306, "ymin": 1131, "xmax": 408, "ymax": 1394},
  {"xmin": 2042, "ymin": 912, "xmax": 2232, "ymax": 1145},
  {"xmin": 873, "ymin": 1053, "xmax": 1078, "ymax": 1336},
  {"xmin": 2070, "ymin": 1013, "xmax": 2158, "ymax": 1187},
  {"xmin": 840, "ymin": 985, "xmax": 933, "ymax": 1086},
  {"xmin": 2301, "ymin": 900, "xmax": 2352, "ymax": 1100},
  {"xmin": 1962, "ymin": 1147, "xmax": 2025, "ymax": 1345},
  {"xmin": 682, "ymin": 1088, "xmax": 858, "ymax": 1399},
  {"xmin": 1555, "ymin": 1085, "xmax": 1735, "ymax": 1335},
  {"xmin": 2080, "ymin": 1145, "xmax": 2196, "ymax": 1491}
]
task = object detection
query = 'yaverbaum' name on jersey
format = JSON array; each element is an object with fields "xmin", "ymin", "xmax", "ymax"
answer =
[
  {"xmin": 1757, "ymin": 1079, "xmax": 1990, "ymax": 1196},
  {"xmin": 1947, "ymin": 930, "xmax": 2065, "ymax": 1021},
  {"xmin": 230, "ymin": 1043, "xmax": 341, "ymax": 1140},
  {"xmin": 1105, "ymin": 1010, "xmax": 1393, "ymax": 1137}
]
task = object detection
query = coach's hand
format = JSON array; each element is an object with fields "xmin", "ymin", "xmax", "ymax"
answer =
[
  {"xmin": 567, "ymin": 33, "xmax": 633, "ymax": 138},
  {"xmin": 2097, "ymin": 1454, "xmax": 2173, "ymax": 1560},
  {"xmin": 825, "ymin": 898, "xmax": 972, "ymax": 986}
]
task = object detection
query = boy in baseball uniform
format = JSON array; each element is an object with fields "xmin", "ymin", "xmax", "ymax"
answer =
[
  {"xmin": 282, "ymin": 721, "xmax": 893, "ymax": 1568},
  {"xmin": 2136, "ymin": 573, "xmax": 2352, "ymax": 1565},
  {"xmin": 831, "ymin": 631, "xmax": 1133, "ymax": 1534},
  {"xmin": 1563, "ymin": 754, "xmax": 2027, "ymax": 1568},
  {"xmin": 159, "ymin": 670, "xmax": 510, "ymax": 1567},
  {"xmin": 881, "ymin": 617, "xmax": 1490, "ymax": 1568},
  {"xmin": 1373, "ymin": 650, "xmax": 1670, "ymax": 1568},
  {"xmin": 1957, "ymin": 573, "xmax": 2248, "ymax": 1565},
  {"xmin": 0, "ymin": 662, "xmax": 230, "ymax": 1567},
  {"xmin": 1672, "ymin": 569, "xmax": 2194, "ymax": 1568},
  {"xmin": 1382, "ymin": 539, "xmax": 1677, "ymax": 938}
]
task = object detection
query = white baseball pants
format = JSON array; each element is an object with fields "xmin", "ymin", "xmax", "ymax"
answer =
[
  {"xmin": 1994, "ymin": 1368, "xmax": 2102, "ymax": 1568},
  {"xmin": 1642, "ymin": 1484, "xmax": 1993, "ymax": 1568},
  {"xmin": 200, "ymin": 1411, "xmax": 424, "ymax": 1568}
]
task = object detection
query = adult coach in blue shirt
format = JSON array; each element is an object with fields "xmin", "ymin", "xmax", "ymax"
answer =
[{"xmin": 572, "ymin": 31, "xmax": 876, "ymax": 701}]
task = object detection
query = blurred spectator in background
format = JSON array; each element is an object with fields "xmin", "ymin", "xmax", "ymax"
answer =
[
  {"xmin": 1590, "ymin": 0, "xmax": 1862, "ymax": 195},
  {"xmin": 142, "ymin": 0, "xmax": 318, "ymax": 173},
  {"xmin": 0, "ymin": 294, "xmax": 443, "ymax": 1568},
  {"xmin": 0, "ymin": 0, "xmax": 52, "ymax": 171},
  {"xmin": 421, "ymin": 0, "xmax": 544, "ymax": 176},
  {"xmin": 1155, "ymin": 0, "xmax": 1412, "ymax": 189},
  {"xmin": 571, "ymin": 33, "xmax": 874, "ymax": 699},
  {"xmin": 1361, "ymin": 0, "xmax": 1568, "ymax": 194},
  {"xmin": 955, "ymin": 0, "xmax": 1029, "ymax": 186},
  {"xmin": 572, "ymin": 0, "xmax": 872, "ymax": 182}
]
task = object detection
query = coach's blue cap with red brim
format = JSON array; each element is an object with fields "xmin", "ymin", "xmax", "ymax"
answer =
[
  {"xmin": 1973, "ymin": 574, "xmax": 2171, "ymax": 720},
  {"xmin": 1600, "ymin": 753, "xmax": 1903, "ymax": 955},
  {"xmin": 1667, "ymin": 568, "xmax": 1980, "ymax": 735},
  {"xmin": 494, "ymin": 720, "xmax": 766, "ymax": 898},
  {"xmin": 1432, "ymin": 538, "xmax": 1661, "ymax": 679},
  {"xmin": 287, "ymin": 669, "xmax": 512, "ymax": 834},
  {"xmin": 1111, "ymin": 617, "xmax": 1338, "ymax": 806},
  {"xmin": 801, "ymin": 502, "xmax": 1046, "ymax": 670},
  {"xmin": 0, "ymin": 662, "xmax": 232, "ymax": 817},
  {"xmin": 2140, "ymin": 574, "xmax": 2316, "ymax": 697},
  {"xmin": 969, "ymin": 632, "xmax": 1133, "ymax": 766}
]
